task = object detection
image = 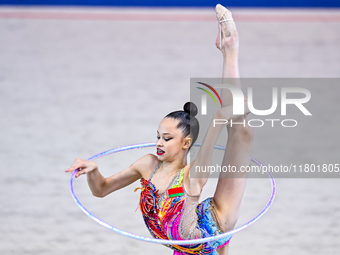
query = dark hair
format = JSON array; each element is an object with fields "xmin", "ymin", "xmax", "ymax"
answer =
[{"xmin": 164, "ymin": 102, "xmax": 199, "ymax": 150}]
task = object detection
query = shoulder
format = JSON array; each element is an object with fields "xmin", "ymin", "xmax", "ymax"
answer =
[{"xmin": 131, "ymin": 153, "xmax": 160, "ymax": 179}]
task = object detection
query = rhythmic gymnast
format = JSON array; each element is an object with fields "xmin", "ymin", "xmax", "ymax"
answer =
[{"xmin": 66, "ymin": 4, "xmax": 253, "ymax": 255}]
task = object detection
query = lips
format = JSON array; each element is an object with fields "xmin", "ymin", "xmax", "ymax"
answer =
[{"xmin": 157, "ymin": 148, "xmax": 165, "ymax": 155}]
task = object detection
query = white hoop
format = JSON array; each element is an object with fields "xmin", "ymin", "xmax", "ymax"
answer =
[{"xmin": 69, "ymin": 142, "xmax": 276, "ymax": 245}]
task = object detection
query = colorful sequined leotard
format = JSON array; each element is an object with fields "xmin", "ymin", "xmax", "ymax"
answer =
[{"xmin": 134, "ymin": 161, "xmax": 232, "ymax": 255}]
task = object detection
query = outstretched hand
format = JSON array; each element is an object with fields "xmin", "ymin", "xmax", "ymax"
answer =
[{"xmin": 65, "ymin": 158, "xmax": 98, "ymax": 178}]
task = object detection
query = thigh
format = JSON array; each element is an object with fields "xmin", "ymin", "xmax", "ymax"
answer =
[{"xmin": 196, "ymin": 198, "xmax": 232, "ymax": 246}]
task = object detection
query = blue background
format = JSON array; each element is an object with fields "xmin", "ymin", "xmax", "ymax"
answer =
[{"xmin": 1, "ymin": 0, "xmax": 340, "ymax": 7}]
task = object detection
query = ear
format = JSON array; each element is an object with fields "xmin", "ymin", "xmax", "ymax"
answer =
[{"xmin": 182, "ymin": 136, "xmax": 192, "ymax": 150}]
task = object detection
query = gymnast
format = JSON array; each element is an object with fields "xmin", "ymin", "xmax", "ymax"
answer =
[{"xmin": 66, "ymin": 4, "xmax": 253, "ymax": 255}]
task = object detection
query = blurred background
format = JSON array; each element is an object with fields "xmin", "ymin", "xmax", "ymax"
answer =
[
  {"xmin": 0, "ymin": 0, "xmax": 339, "ymax": 7},
  {"xmin": 0, "ymin": 1, "xmax": 339, "ymax": 255}
]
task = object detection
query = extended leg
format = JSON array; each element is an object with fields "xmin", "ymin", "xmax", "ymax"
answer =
[
  {"xmin": 215, "ymin": 4, "xmax": 241, "ymax": 108},
  {"xmin": 212, "ymin": 7, "xmax": 254, "ymax": 253}
]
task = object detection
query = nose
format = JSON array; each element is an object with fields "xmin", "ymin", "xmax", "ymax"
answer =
[{"xmin": 156, "ymin": 137, "xmax": 163, "ymax": 147}]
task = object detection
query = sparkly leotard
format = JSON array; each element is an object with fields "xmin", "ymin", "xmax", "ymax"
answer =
[{"xmin": 134, "ymin": 161, "xmax": 232, "ymax": 255}]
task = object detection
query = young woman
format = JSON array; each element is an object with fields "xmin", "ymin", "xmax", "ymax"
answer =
[{"xmin": 66, "ymin": 4, "xmax": 253, "ymax": 255}]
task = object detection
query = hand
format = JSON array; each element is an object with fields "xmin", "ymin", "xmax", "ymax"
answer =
[
  {"xmin": 214, "ymin": 100, "xmax": 250, "ymax": 122},
  {"xmin": 65, "ymin": 158, "xmax": 98, "ymax": 178}
]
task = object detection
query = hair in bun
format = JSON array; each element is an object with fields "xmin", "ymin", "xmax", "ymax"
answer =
[
  {"xmin": 164, "ymin": 102, "xmax": 200, "ymax": 151},
  {"xmin": 183, "ymin": 102, "xmax": 198, "ymax": 117}
]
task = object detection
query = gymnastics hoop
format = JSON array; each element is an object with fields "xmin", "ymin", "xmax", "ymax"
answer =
[{"xmin": 69, "ymin": 142, "xmax": 276, "ymax": 245}]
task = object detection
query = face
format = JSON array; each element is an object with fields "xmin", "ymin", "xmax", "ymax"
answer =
[{"xmin": 156, "ymin": 118, "xmax": 191, "ymax": 161}]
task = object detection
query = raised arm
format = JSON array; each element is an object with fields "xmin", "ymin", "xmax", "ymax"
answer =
[{"xmin": 188, "ymin": 102, "xmax": 249, "ymax": 186}]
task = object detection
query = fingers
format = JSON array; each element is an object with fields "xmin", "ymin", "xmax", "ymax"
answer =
[
  {"xmin": 65, "ymin": 158, "xmax": 83, "ymax": 172},
  {"xmin": 65, "ymin": 158, "xmax": 95, "ymax": 178},
  {"xmin": 75, "ymin": 167, "xmax": 86, "ymax": 178}
]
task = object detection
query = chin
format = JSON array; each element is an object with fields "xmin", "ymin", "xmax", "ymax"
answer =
[
  {"xmin": 156, "ymin": 154, "xmax": 164, "ymax": 160},
  {"xmin": 157, "ymin": 154, "xmax": 170, "ymax": 162}
]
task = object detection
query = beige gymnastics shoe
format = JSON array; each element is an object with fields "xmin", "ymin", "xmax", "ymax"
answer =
[
  {"xmin": 215, "ymin": 4, "xmax": 238, "ymax": 51},
  {"xmin": 216, "ymin": 4, "xmax": 233, "ymax": 22}
]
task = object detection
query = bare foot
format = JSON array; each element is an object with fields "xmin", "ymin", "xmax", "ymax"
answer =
[{"xmin": 215, "ymin": 4, "xmax": 239, "ymax": 52}]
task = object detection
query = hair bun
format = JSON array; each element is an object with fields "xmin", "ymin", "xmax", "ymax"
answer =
[{"xmin": 183, "ymin": 102, "xmax": 198, "ymax": 117}]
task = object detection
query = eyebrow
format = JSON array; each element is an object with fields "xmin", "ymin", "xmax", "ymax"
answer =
[{"xmin": 157, "ymin": 131, "xmax": 171, "ymax": 135}]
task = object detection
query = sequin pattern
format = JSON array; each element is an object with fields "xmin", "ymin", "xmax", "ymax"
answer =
[{"xmin": 135, "ymin": 162, "xmax": 232, "ymax": 254}]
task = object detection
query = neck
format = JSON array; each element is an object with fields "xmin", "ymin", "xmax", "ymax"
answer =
[{"xmin": 160, "ymin": 155, "xmax": 187, "ymax": 175}]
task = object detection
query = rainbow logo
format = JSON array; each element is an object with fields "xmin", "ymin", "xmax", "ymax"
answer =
[
  {"xmin": 196, "ymin": 82, "xmax": 222, "ymax": 115},
  {"xmin": 196, "ymin": 82, "xmax": 222, "ymax": 106}
]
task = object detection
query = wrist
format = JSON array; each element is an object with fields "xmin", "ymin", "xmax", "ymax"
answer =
[{"xmin": 213, "ymin": 106, "xmax": 232, "ymax": 121}]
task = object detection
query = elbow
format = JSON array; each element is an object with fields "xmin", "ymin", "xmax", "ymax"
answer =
[
  {"xmin": 92, "ymin": 191, "xmax": 105, "ymax": 198},
  {"xmin": 92, "ymin": 187, "xmax": 113, "ymax": 198},
  {"xmin": 242, "ymin": 124, "xmax": 254, "ymax": 143},
  {"xmin": 91, "ymin": 187, "xmax": 108, "ymax": 198},
  {"xmin": 231, "ymin": 123, "xmax": 254, "ymax": 144}
]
